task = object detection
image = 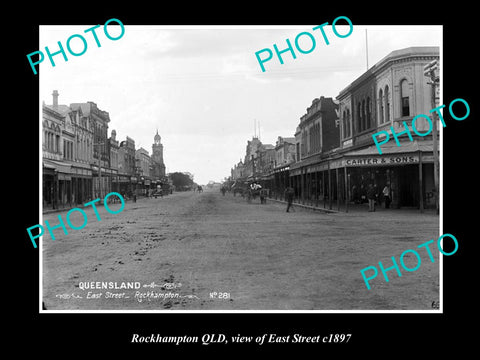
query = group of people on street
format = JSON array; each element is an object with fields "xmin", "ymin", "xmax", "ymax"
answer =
[
  {"xmin": 228, "ymin": 181, "xmax": 392, "ymax": 213},
  {"xmin": 366, "ymin": 183, "xmax": 391, "ymax": 212},
  {"xmin": 283, "ymin": 183, "xmax": 391, "ymax": 213}
]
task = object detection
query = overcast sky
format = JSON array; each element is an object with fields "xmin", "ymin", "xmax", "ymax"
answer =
[{"xmin": 39, "ymin": 24, "xmax": 441, "ymax": 185}]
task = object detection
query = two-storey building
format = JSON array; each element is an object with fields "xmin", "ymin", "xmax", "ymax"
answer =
[
  {"xmin": 335, "ymin": 46, "xmax": 439, "ymax": 210},
  {"xmin": 42, "ymin": 91, "xmax": 95, "ymax": 209},
  {"xmin": 288, "ymin": 96, "xmax": 340, "ymax": 205},
  {"xmin": 118, "ymin": 136, "xmax": 136, "ymax": 196},
  {"xmin": 70, "ymin": 101, "xmax": 113, "ymax": 198}
]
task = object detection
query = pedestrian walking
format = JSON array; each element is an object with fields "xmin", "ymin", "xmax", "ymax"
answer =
[
  {"xmin": 382, "ymin": 184, "xmax": 391, "ymax": 209},
  {"xmin": 367, "ymin": 183, "xmax": 376, "ymax": 212},
  {"xmin": 259, "ymin": 188, "xmax": 267, "ymax": 204},
  {"xmin": 285, "ymin": 186, "xmax": 295, "ymax": 212}
]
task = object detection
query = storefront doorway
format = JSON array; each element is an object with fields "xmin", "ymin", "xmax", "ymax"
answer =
[{"xmin": 397, "ymin": 165, "xmax": 419, "ymax": 207}]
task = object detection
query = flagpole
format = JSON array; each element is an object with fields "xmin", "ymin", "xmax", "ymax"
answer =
[{"xmin": 365, "ymin": 28, "xmax": 369, "ymax": 70}]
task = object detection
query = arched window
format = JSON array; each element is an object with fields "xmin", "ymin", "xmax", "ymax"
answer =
[
  {"xmin": 346, "ymin": 109, "xmax": 351, "ymax": 137},
  {"xmin": 357, "ymin": 102, "xmax": 362, "ymax": 134},
  {"xmin": 366, "ymin": 97, "xmax": 371, "ymax": 129},
  {"xmin": 400, "ymin": 79, "xmax": 410, "ymax": 117},
  {"xmin": 379, "ymin": 89, "xmax": 384, "ymax": 124},
  {"xmin": 307, "ymin": 129, "xmax": 311, "ymax": 154},
  {"xmin": 384, "ymin": 85, "xmax": 390, "ymax": 122},
  {"xmin": 317, "ymin": 123, "xmax": 321, "ymax": 151},
  {"xmin": 361, "ymin": 99, "xmax": 366, "ymax": 131},
  {"xmin": 342, "ymin": 110, "xmax": 347, "ymax": 139}
]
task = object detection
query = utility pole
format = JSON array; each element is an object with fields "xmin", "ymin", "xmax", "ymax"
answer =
[
  {"xmin": 93, "ymin": 142, "xmax": 105, "ymax": 199},
  {"xmin": 424, "ymin": 59, "xmax": 440, "ymax": 214}
]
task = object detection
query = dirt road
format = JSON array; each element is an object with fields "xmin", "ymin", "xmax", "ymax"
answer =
[{"xmin": 42, "ymin": 189, "xmax": 440, "ymax": 311}]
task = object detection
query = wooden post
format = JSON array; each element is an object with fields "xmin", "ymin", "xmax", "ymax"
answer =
[
  {"xmin": 315, "ymin": 169, "xmax": 319, "ymax": 207},
  {"xmin": 273, "ymin": 172, "xmax": 277, "ymax": 200},
  {"xmin": 328, "ymin": 162, "xmax": 332, "ymax": 210},
  {"xmin": 301, "ymin": 168, "xmax": 305, "ymax": 205},
  {"xmin": 293, "ymin": 174, "xmax": 297, "ymax": 203},
  {"xmin": 323, "ymin": 170, "xmax": 326, "ymax": 208},
  {"xmin": 54, "ymin": 173, "xmax": 59, "ymax": 209},
  {"xmin": 336, "ymin": 167, "xmax": 340, "ymax": 211},
  {"xmin": 344, "ymin": 166, "xmax": 348, "ymax": 213},
  {"xmin": 307, "ymin": 171, "xmax": 311, "ymax": 206},
  {"xmin": 279, "ymin": 169, "xmax": 283, "ymax": 200}
]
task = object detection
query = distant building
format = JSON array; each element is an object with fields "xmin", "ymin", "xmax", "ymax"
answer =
[
  {"xmin": 257, "ymin": 144, "xmax": 276, "ymax": 175},
  {"xmin": 118, "ymin": 136, "xmax": 136, "ymax": 195},
  {"xmin": 135, "ymin": 147, "xmax": 153, "ymax": 195},
  {"xmin": 296, "ymin": 96, "xmax": 340, "ymax": 162},
  {"xmin": 243, "ymin": 136, "xmax": 263, "ymax": 178},
  {"xmin": 135, "ymin": 148, "xmax": 151, "ymax": 178},
  {"xmin": 288, "ymin": 95, "xmax": 340, "ymax": 205},
  {"xmin": 108, "ymin": 130, "xmax": 120, "ymax": 192},
  {"xmin": 274, "ymin": 136, "xmax": 296, "ymax": 167},
  {"xmin": 231, "ymin": 159, "xmax": 245, "ymax": 180}
]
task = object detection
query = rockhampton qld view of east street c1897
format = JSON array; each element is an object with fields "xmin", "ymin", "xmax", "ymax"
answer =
[{"xmin": 38, "ymin": 24, "xmax": 442, "ymax": 311}]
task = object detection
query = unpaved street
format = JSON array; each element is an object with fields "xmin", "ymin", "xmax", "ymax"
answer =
[{"xmin": 42, "ymin": 189, "xmax": 440, "ymax": 311}]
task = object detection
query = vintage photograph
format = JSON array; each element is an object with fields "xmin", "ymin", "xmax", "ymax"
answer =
[{"xmin": 37, "ymin": 24, "xmax": 442, "ymax": 312}]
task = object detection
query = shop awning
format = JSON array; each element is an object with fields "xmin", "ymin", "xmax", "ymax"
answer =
[
  {"xmin": 43, "ymin": 159, "xmax": 72, "ymax": 174},
  {"xmin": 289, "ymin": 140, "xmax": 436, "ymax": 173},
  {"xmin": 346, "ymin": 139, "xmax": 434, "ymax": 156}
]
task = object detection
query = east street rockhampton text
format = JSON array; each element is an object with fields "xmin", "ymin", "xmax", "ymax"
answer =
[{"xmin": 131, "ymin": 333, "xmax": 352, "ymax": 345}]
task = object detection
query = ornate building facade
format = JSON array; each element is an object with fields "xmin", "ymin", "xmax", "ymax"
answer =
[
  {"xmin": 70, "ymin": 101, "xmax": 113, "ymax": 198},
  {"xmin": 41, "ymin": 91, "xmax": 165, "ymax": 210},
  {"xmin": 335, "ymin": 46, "xmax": 439, "ymax": 210},
  {"xmin": 42, "ymin": 91, "xmax": 95, "ymax": 209}
]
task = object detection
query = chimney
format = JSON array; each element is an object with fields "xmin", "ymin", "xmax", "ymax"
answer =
[{"xmin": 52, "ymin": 90, "xmax": 59, "ymax": 108}]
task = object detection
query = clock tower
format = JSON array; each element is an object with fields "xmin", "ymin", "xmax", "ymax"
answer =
[{"xmin": 152, "ymin": 130, "xmax": 166, "ymax": 178}]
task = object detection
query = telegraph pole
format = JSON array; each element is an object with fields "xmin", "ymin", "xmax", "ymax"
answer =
[
  {"xmin": 424, "ymin": 59, "xmax": 440, "ymax": 214},
  {"xmin": 94, "ymin": 142, "xmax": 105, "ymax": 199}
]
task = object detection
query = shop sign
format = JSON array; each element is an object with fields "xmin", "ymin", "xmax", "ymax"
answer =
[{"xmin": 345, "ymin": 155, "xmax": 418, "ymax": 167}]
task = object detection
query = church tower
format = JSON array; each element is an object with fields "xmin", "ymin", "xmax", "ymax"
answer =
[{"xmin": 152, "ymin": 129, "xmax": 166, "ymax": 178}]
